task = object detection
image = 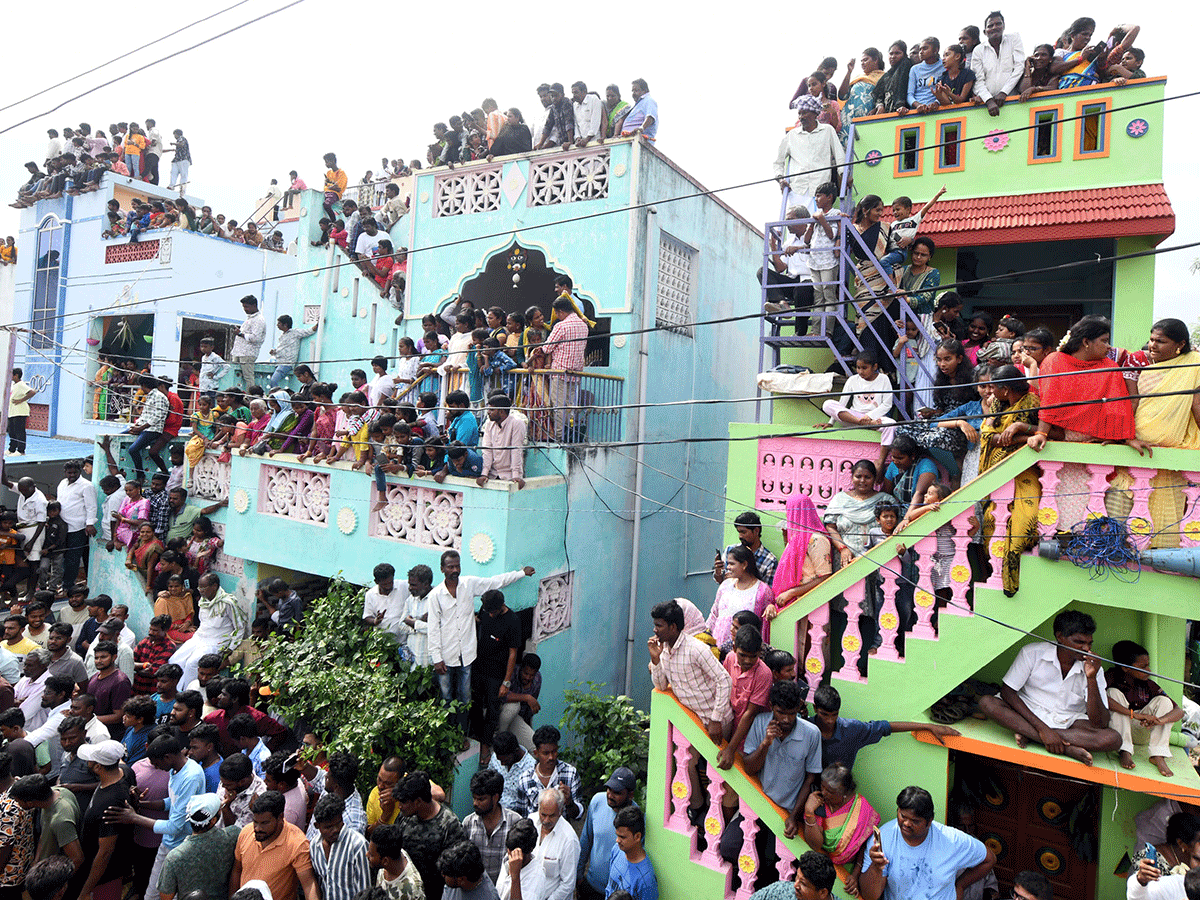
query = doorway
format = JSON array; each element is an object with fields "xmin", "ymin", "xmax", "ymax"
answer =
[{"xmin": 952, "ymin": 753, "xmax": 1100, "ymax": 900}]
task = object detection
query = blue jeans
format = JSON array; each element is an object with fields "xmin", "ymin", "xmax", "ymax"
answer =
[
  {"xmin": 374, "ymin": 463, "xmax": 389, "ymax": 495},
  {"xmin": 127, "ymin": 430, "xmax": 164, "ymax": 480},
  {"xmin": 125, "ymin": 154, "xmax": 141, "ymax": 178},
  {"xmin": 879, "ymin": 249, "xmax": 905, "ymax": 272},
  {"xmin": 268, "ymin": 365, "xmax": 293, "ymax": 389},
  {"xmin": 436, "ymin": 664, "xmax": 471, "ymax": 733}
]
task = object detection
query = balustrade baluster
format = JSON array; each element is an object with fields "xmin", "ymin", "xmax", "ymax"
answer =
[
  {"xmin": 733, "ymin": 801, "xmax": 761, "ymax": 900},
  {"xmin": 1036, "ymin": 459, "xmax": 1065, "ymax": 535},
  {"xmin": 666, "ymin": 725, "xmax": 692, "ymax": 832},
  {"xmin": 943, "ymin": 509, "xmax": 975, "ymax": 615},
  {"xmin": 801, "ymin": 605, "xmax": 829, "ymax": 700},
  {"xmin": 910, "ymin": 534, "xmax": 938, "ymax": 639},
  {"xmin": 774, "ymin": 838, "xmax": 795, "ymax": 885},
  {"xmin": 1085, "ymin": 463, "xmax": 1116, "ymax": 520},
  {"xmin": 1126, "ymin": 466, "xmax": 1158, "ymax": 544},
  {"xmin": 697, "ymin": 769, "xmax": 727, "ymax": 867},
  {"xmin": 983, "ymin": 484, "xmax": 1012, "ymax": 592},
  {"xmin": 1182, "ymin": 473, "xmax": 1200, "ymax": 546},
  {"xmin": 834, "ymin": 579, "xmax": 867, "ymax": 682},
  {"xmin": 875, "ymin": 563, "xmax": 902, "ymax": 662}
]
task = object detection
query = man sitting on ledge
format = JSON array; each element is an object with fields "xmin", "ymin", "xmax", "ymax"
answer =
[{"xmin": 979, "ymin": 610, "xmax": 1120, "ymax": 766}]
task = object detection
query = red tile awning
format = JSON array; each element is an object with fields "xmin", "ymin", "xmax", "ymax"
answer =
[{"xmin": 887, "ymin": 184, "xmax": 1175, "ymax": 246}]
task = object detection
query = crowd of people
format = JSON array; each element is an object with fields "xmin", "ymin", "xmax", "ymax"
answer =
[
  {"xmin": 13, "ymin": 120, "xmax": 192, "ymax": 208},
  {"xmin": 0, "ymin": 501, "xmax": 659, "ymax": 900},
  {"xmin": 650, "ymin": 589, "xmax": 1199, "ymax": 899},
  {"xmin": 782, "ymin": 14, "xmax": 1146, "ymax": 157}
]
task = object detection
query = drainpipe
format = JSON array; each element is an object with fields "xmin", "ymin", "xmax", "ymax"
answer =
[{"xmin": 624, "ymin": 204, "xmax": 658, "ymax": 695}]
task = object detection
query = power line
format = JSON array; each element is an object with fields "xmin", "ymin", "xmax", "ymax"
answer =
[
  {"xmin": 0, "ymin": 1, "xmax": 257, "ymax": 117},
  {"xmin": 0, "ymin": 0, "xmax": 308, "ymax": 137},
  {"xmin": 5, "ymin": 87, "xmax": 1193, "ymax": 337}
]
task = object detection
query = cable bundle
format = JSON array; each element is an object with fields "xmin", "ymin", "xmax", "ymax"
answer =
[{"xmin": 1059, "ymin": 516, "xmax": 1140, "ymax": 582}]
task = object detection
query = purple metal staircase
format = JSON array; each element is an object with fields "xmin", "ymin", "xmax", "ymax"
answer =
[{"xmin": 757, "ymin": 124, "xmax": 939, "ymax": 420}]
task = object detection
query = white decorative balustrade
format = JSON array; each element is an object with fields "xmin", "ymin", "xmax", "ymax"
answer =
[
  {"xmin": 370, "ymin": 483, "xmax": 463, "ymax": 548},
  {"xmin": 257, "ymin": 465, "xmax": 330, "ymax": 525},
  {"xmin": 528, "ymin": 149, "xmax": 609, "ymax": 206},
  {"xmin": 189, "ymin": 452, "xmax": 230, "ymax": 502},
  {"xmin": 433, "ymin": 167, "xmax": 503, "ymax": 217}
]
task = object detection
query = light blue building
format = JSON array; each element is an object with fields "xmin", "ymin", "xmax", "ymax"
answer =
[{"xmin": 16, "ymin": 140, "xmax": 764, "ymax": 734}]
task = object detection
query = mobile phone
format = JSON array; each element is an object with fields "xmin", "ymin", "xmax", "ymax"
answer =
[
  {"xmin": 716, "ymin": 547, "xmax": 723, "ymax": 558},
  {"xmin": 1145, "ymin": 843, "xmax": 1160, "ymax": 867}
]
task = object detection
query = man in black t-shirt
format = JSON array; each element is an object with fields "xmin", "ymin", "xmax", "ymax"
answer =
[
  {"xmin": 71, "ymin": 740, "xmax": 134, "ymax": 900},
  {"xmin": 472, "ymin": 590, "xmax": 522, "ymax": 767}
]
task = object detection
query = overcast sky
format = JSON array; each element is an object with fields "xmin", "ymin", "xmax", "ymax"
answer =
[{"xmin": 0, "ymin": 1, "xmax": 1192, "ymax": 325}]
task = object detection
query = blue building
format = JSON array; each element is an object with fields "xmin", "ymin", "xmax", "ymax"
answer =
[{"xmin": 29, "ymin": 138, "xmax": 762, "ymax": 734}]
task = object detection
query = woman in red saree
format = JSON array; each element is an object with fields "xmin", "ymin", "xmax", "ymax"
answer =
[{"xmin": 1026, "ymin": 316, "xmax": 1146, "ymax": 453}]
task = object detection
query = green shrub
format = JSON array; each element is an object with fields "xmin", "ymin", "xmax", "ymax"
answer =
[
  {"xmin": 252, "ymin": 577, "xmax": 462, "ymax": 792},
  {"xmin": 560, "ymin": 681, "xmax": 649, "ymax": 807}
]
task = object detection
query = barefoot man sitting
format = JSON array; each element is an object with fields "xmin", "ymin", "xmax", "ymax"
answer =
[{"xmin": 978, "ymin": 610, "xmax": 1120, "ymax": 766}]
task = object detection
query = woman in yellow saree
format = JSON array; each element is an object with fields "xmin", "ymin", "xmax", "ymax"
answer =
[{"xmin": 1107, "ymin": 318, "xmax": 1200, "ymax": 548}]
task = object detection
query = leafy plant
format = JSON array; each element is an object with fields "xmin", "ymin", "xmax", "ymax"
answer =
[
  {"xmin": 560, "ymin": 681, "xmax": 649, "ymax": 808},
  {"xmin": 252, "ymin": 578, "xmax": 462, "ymax": 792}
]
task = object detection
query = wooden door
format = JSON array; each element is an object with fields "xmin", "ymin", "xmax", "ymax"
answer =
[{"xmin": 954, "ymin": 754, "xmax": 1100, "ymax": 900}]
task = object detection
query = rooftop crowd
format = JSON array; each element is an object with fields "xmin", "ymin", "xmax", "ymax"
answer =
[{"xmin": 13, "ymin": 120, "xmax": 192, "ymax": 207}]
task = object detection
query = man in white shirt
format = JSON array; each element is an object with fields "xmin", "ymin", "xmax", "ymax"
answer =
[
  {"xmin": 14, "ymin": 649, "xmax": 52, "ymax": 731},
  {"xmin": 144, "ymin": 118, "xmax": 164, "ymax": 185},
  {"xmin": 55, "ymin": 460, "xmax": 98, "ymax": 590},
  {"xmin": 570, "ymin": 82, "xmax": 604, "ymax": 148},
  {"xmin": 231, "ymin": 295, "xmax": 267, "ymax": 389},
  {"xmin": 198, "ymin": 336, "xmax": 230, "ymax": 395},
  {"xmin": 428, "ymin": 550, "xmax": 533, "ymax": 735},
  {"xmin": 8, "ymin": 477, "xmax": 47, "ymax": 596},
  {"xmin": 969, "ymin": 11, "xmax": 1025, "ymax": 115},
  {"xmin": 21, "ymin": 675, "xmax": 76, "ymax": 777},
  {"xmin": 496, "ymin": 818, "xmax": 546, "ymax": 900},
  {"xmin": 762, "ymin": 207, "xmax": 816, "ymax": 319},
  {"xmin": 773, "ymin": 95, "xmax": 845, "ymax": 210},
  {"xmin": 354, "ymin": 218, "xmax": 388, "ymax": 261},
  {"xmin": 45, "ymin": 129, "xmax": 64, "ymax": 168},
  {"xmin": 366, "ymin": 357, "xmax": 398, "ymax": 407},
  {"xmin": 361, "ymin": 562, "xmax": 409, "ymax": 641},
  {"xmin": 979, "ymin": 610, "xmax": 1120, "ymax": 765},
  {"xmin": 534, "ymin": 788, "xmax": 579, "ymax": 900}
]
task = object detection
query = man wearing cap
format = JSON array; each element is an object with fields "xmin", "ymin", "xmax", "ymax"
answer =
[
  {"xmin": 73, "ymin": 740, "xmax": 135, "ymax": 900},
  {"xmin": 106, "ymin": 734, "xmax": 207, "ymax": 898},
  {"xmin": 158, "ymin": 793, "xmax": 240, "ymax": 900},
  {"xmin": 577, "ymin": 767, "xmax": 638, "ymax": 900},
  {"xmin": 773, "ymin": 94, "xmax": 846, "ymax": 209}
]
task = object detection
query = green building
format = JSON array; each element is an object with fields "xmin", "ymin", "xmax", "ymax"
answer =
[{"xmin": 648, "ymin": 78, "xmax": 1190, "ymax": 900}]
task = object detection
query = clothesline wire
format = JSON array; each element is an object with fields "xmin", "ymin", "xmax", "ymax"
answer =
[{"xmin": 5, "ymin": 85, "xmax": 1196, "ymax": 337}]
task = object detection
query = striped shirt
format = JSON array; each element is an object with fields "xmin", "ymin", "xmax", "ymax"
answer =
[
  {"xmin": 310, "ymin": 825, "xmax": 371, "ymax": 900},
  {"xmin": 464, "ymin": 807, "xmax": 523, "ymax": 885},
  {"xmin": 274, "ymin": 324, "xmax": 318, "ymax": 365}
]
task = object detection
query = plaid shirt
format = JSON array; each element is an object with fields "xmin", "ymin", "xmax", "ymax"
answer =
[
  {"xmin": 146, "ymin": 489, "xmax": 171, "ymax": 541},
  {"xmin": 723, "ymin": 542, "xmax": 779, "ymax": 585},
  {"xmin": 547, "ymin": 314, "xmax": 588, "ymax": 371},
  {"xmin": 132, "ymin": 635, "xmax": 178, "ymax": 694},
  {"xmin": 463, "ymin": 807, "xmax": 523, "ymax": 885},
  {"xmin": 135, "ymin": 390, "xmax": 169, "ymax": 431},
  {"xmin": 517, "ymin": 760, "xmax": 583, "ymax": 821},
  {"xmin": 650, "ymin": 633, "xmax": 734, "ymax": 728}
]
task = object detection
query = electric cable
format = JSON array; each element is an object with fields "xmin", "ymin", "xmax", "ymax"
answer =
[
  {"xmin": 0, "ymin": 0, "xmax": 309, "ymax": 137},
  {"xmin": 5, "ymin": 86, "xmax": 1194, "ymax": 337},
  {"xmin": 0, "ymin": 0, "xmax": 257, "ymax": 116}
]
